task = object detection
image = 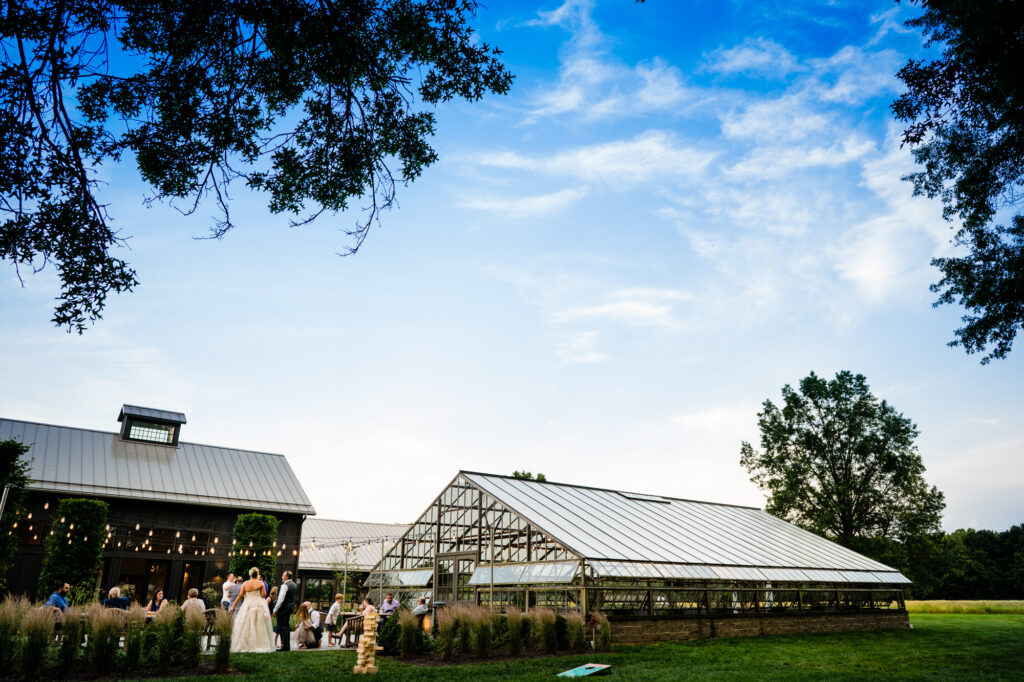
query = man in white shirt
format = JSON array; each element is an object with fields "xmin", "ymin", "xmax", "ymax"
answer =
[{"xmin": 221, "ymin": 574, "xmax": 234, "ymax": 610}]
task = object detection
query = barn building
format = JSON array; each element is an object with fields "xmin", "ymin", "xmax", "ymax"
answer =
[
  {"xmin": 369, "ymin": 471, "xmax": 911, "ymax": 643},
  {"xmin": 1, "ymin": 406, "xmax": 315, "ymax": 603}
]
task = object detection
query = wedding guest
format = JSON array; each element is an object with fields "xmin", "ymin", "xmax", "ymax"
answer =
[
  {"xmin": 266, "ymin": 586, "xmax": 280, "ymax": 648},
  {"xmin": 412, "ymin": 597, "xmax": 429, "ymax": 616},
  {"xmin": 272, "ymin": 570, "xmax": 297, "ymax": 651},
  {"xmin": 227, "ymin": 575, "xmax": 243, "ymax": 613},
  {"xmin": 182, "ymin": 588, "xmax": 205, "ymax": 615},
  {"xmin": 292, "ymin": 602, "xmax": 316, "ymax": 649},
  {"xmin": 379, "ymin": 592, "xmax": 399, "ymax": 630},
  {"xmin": 44, "ymin": 581, "xmax": 70, "ymax": 613},
  {"xmin": 326, "ymin": 593, "xmax": 343, "ymax": 646},
  {"xmin": 305, "ymin": 601, "xmax": 323, "ymax": 648},
  {"xmin": 146, "ymin": 589, "xmax": 167, "ymax": 613},
  {"xmin": 221, "ymin": 574, "xmax": 234, "ymax": 610},
  {"xmin": 102, "ymin": 586, "xmax": 129, "ymax": 610}
]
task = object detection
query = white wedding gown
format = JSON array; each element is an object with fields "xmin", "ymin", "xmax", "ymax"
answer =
[{"xmin": 231, "ymin": 589, "xmax": 275, "ymax": 653}]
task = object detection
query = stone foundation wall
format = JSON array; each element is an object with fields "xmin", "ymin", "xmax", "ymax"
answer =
[{"xmin": 609, "ymin": 610, "xmax": 910, "ymax": 644}]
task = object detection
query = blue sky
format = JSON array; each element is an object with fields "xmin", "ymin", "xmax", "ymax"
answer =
[{"xmin": 2, "ymin": 0, "xmax": 1021, "ymax": 532}]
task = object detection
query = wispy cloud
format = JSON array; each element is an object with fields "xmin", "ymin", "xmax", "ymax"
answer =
[
  {"xmin": 457, "ymin": 187, "xmax": 587, "ymax": 217},
  {"xmin": 705, "ymin": 37, "xmax": 803, "ymax": 79}
]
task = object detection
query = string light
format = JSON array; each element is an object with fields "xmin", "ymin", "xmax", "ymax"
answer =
[
  {"xmin": 43, "ymin": 502, "xmax": 48, "ymax": 510},
  {"xmin": 26, "ymin": 513, "xmax": 31, "ymax": 520}
]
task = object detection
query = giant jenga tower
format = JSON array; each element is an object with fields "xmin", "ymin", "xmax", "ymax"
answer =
[{"xmin": 353, "ymin": 611, "xmax": 380, "ymax": 674}]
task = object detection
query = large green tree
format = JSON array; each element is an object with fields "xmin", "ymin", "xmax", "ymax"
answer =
[
  {"xmin": 0, "ymin": 439, "xmax": 32, "ymax": 592},
  {"xmin": 38, "ymin": 497, "xmax": 108, "ymax": 599},
  {"xmin": 0, "ymin": 0, "xmax": 512, "ymax": 332},
  {"xmin": 229, "ymin": 512, "xmax": 279, "ymax": 581},
  {"xmin": 893, "ymin": 0, "xmax": 1024, "ymax": 363},
  {"xmin": 740, "ymin": 371, "xmax": 945, "ymax": 546}
]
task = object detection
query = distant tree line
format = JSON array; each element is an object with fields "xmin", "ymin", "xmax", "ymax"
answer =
[{"xmin": 854, "ymin": 525, "xmax": 1024, "ymax": 600}]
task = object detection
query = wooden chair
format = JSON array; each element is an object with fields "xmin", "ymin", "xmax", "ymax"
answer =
[{"xmin": 340, "ymin": 615, "xmax": 364, "ymax": 648}]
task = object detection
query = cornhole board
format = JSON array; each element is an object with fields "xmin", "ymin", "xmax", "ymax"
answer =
[{"xmin": 558, "ymin": 663, "xmax": 611, "ymax": 677}]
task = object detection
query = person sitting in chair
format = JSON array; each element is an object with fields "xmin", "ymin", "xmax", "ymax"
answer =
[{"xmin": 102, "ymin": 586, "xmax": 130, "ymax": 610}]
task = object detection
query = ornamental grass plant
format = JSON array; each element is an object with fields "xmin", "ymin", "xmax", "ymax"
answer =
[
  {"xmin": 182, "ymin": 608, "xmax": 206, "ymax": 669},
  {"xmin": 124, "ymin": 605, "xmax": 147, "ymax": 669},
  {"xmin": 435, "ymin": 605, "xmax": 457, "ymax": 661},
  {"xmin": 467, "ymin": 606, "xmax": 492, "ymax": 658},
  {"xmin": 504, "ymin": 606, "xmax": 523, "ymax": 656},
  {"xmin": 19, "ymin": 607, "xmax": 56, "ymax": 680},
  {"xmin": 454, "ymin": 605, "xmax": 472, "ymax": 654},
  {"xmin": 56, "ymin": 605, "xmax": 85, "ymax": 673},
  {"xmin": 212, "ymin": 608, "xmax": 232, "ymax": 673},
  {"xmin": 565, "ymin": 611, "xmax": 586, "ymax": 651},
  {"xmin": 530, "ymin": 606, "xmax": 557, "ymax": 654},
  {"xmin": 86, "ymin": 606, "xmax": 123, "ymax": 676},
  {"xmin": 152, "ymin": 604, "xmax": 181, "ymax": 673},
  {"xmin": 397, "ymin": 609, "xmax": 420, "ymax": 658},
  {"xmin": 0, "ymin": 596, "xmax": 30, "ymax": 676}
]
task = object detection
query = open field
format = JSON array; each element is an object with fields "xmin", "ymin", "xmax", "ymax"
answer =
[
  {"xmin": 144, "ymin": 614, "xmax": 1024, "ymax": 681},
  {"xmin": 906, "ymin": 600, "xmax": 1024, "ymax": 614}
]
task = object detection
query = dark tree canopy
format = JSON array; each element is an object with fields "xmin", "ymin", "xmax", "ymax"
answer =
[
  {"xmin": 229, "ymin": 512, "xmax": 279, "ymax": 581},
  {"xmin": 0, "ymin": 0, "xmax": 512, "ymax": 332},
  {"xmin": 893, "ymin": 0, "xmax": 1024, "ymax": 363},
  {"xmin": 511, "ymin": 470, "xmax": 546, "ymax": 482},
  {"xmin": 740, "ymin": 371, "xmax": 945, "ymax": 546},
  {"xmin": 38, "ymin": 497, "xmax": 109, "ymax": 598},
  {"xmin": 0, "ymin": 439, "xmax": 32, "ymax": 592}
]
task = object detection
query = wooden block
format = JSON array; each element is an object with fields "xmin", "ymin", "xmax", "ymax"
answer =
[
  {"xmin": 353, "ymin": 665, "xmax": 365, "ymax": 674},
  {"xmin": 364, "ymin": 665, "xmax": 378, "ymax": 674}
]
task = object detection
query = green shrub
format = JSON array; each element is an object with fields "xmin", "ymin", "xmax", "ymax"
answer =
[
  {"xmin": 56, "ymin": 605, "xmax": 85, "ymax": 673},
  {"xmin": 554, "ymin": 613, "xmax": 568, "ymax": 649},
  {"xmin": 0, "ymin": 596, "xmax": 30, "ymax": 676},
  {"xmin": 378, "ymin": 610, "xmax": 400, "ymax": 655},
  {"xmin": 531, "ymin": 607, "xmax": 557, "ymax": 654},
  {"xmin": 490, "ymin": 611, "xmax": 506, "ymax": 648},
  {"xmin": 229, "ymin": 513, "xmax": 279, "ymax": 581},
  {"xmin": 213, "ymin": 609, "xmax": 232, "ymax": 673},
  {"xmin": 87, "ymin": 606, "xmax": 123, "ymax": 676},
  {"xmin": 19, "ymin": 607, "xmax": 56, "ymax": 680},
  {"xmin": 124, "ymin": 605, "xmax": 147, "ymax": 669},
  {"xmin": 435, "ymin": 607, "xmax": 457, "ymax": 661},
  {"xmin": 38, "ymin": 498, "xmax": 109, "ymax": 596},
  {"xmin": 468, "ymin": 606, "xmax": 492, "ymax": 658},
  {"xmin": 397, "ymin": 609, "xmax": 421, "ymax": 658},
  {"xmin": 593, "ymin": 611, "xmax": 612, "ymax": 652},
  {"xmin": 182, "ymin": 608, "xmax": 205, "ymax": 669},
  {"xmin": 0, "ymin": 440, "xmax": 31, "ymax": 593},
  {"xmin": 505, "ymin": 606, "xmax": 523, "ymax": 656},
  {"xmin": 566, "ymin": 611, "xmax": 586, "ymax": 651}
]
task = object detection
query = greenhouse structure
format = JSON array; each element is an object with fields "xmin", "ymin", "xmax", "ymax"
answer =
[{"xmin": 368, "ymin": 471, "xmax": 911, "ymax": 642}]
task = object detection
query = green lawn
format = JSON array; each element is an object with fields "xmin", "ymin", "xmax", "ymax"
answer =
[{"xmin": 151, "ymin": 614, "xmax": 1024, "ymax": 680}]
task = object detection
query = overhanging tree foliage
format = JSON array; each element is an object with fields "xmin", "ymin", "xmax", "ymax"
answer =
[
  {"xmin": 0, "ymin": 0, "xmax": 513, "ymax": 332},
  {"xmin": 893, "ymin": 0, "xmax": 1024, "ymax": 363},
  {"xmin": 38, "ymin": 497, "xmax": 109, "ymax": 597},
  {"xmin": 740, "ymin": 371, "xmax": 945, "ymax": 546},
  {"xmin": 0, "ymin": 439, "xmax": 31, "ymax": 592},
  {"xmin": 229, "ymin": 512, "xmax": 279, "ymax": 581}
]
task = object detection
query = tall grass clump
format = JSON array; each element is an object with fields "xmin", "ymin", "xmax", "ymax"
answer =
[
  {"xmin": 152, "ymin": 604, "xmax": 181, "ymax": 673},
  {"xmin": 182, "ymin": 608, "xmax": 205, "ymax": 669},
  {"xmin": 566, "ymin": 611, "xmax": 586, "ymax": 651},
  {"xmin": 397, "ymin": 609, "xmax": 421, "ymax": 658},
  {"xmin": 56, "ymin": 606, "xmax": 85, "ymax": 673},
  {"xmin": 593, "ymin": 611, "xmax": 612, "ymax": 652},
  {"xmin": 490, "ymin": 610, "xmax": 506, "ymax": 649},
  {"xmin": 19, "ymin": 607, "xmax": 56, "ymax": 680},
  {"xmin": 505, "ymin": 606, "xmax": 523, "ymax": 656},
  {"xmin": 0, "ymin": 596, "xmax": 31, "ymax": 676},
  {"xmin": 435, "ymin": 606, "xmax": 457, "ymax": 661},
  {"xmin": 212, "ymin": 608, "xmax": 232, "ymax": 673},
  {"xmin": 906, "ymin": 600, "xmax": 1024, "ymax": 614},
  {"xmin": 468, "ymin": 606, "xmax": 492, "ymax": 658},
  {"xmin": 530, "ymin": 607, "xmax": 557, "ymax": 654},
  {"xmin": 124, "ymin": 605, "xmax": 147, "ymax": 669},
  {"xmin": 454, "ymin": 605, "xmax": 472, "ymax": 654},
  {"xmin": 86, "ymin": 606, "xmax": 123, "ymax": 676}
]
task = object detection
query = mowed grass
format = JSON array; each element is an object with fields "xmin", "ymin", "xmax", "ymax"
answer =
[
  {"xmin": 149, "ymin": 614, "xmax": 1024, "ymax": 681},
  {"xmin": 906, "ymin": 599, "xmax": 1024, "ymax": 614}
]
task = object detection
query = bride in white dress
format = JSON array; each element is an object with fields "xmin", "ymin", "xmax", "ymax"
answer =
[{"xmin": 229, "ymin": 567, "xmax": 275, "ymax": 653}]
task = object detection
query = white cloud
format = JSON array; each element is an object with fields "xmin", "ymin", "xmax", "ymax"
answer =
[
  {"xmin": 551, "ymin": 330, "xmax": 609, "ymax": 364},
  {"xmin": 457, "ymin": 187, "xmax": 587, "ymax": 217},
  {"xmin": 480, "ymin": 131, "xmax": 715, "ymax": 185},
  {"xmin": 705, "ymin": 37, "xmax": 803, "ymax": 78},
  {"xmin": 727, "ymin": 135, "xmax": 876, "ymax": 179},
  {"xmin": 721, "ymin": 93, "xmax": 832, "ymax": 143},
  {"xmin": 809, "ymin": 46, "xmax": 903, "ymax": 104}
]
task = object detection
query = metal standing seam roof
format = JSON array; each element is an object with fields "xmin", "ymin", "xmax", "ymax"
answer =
[
  {"xmin": 118, "ymin": 405, "xmax": 187, "ymax": 424},
  {"xmin": 0, "ymin": 417, "xmax": 315, "ymax": 515},
  {"xmin": 460, "ymin": 472, "xmax": 910, "ymax": 585},
  {"xmin": 299, "ymin": 518, "xmax": 409, "ymax": 571}
]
